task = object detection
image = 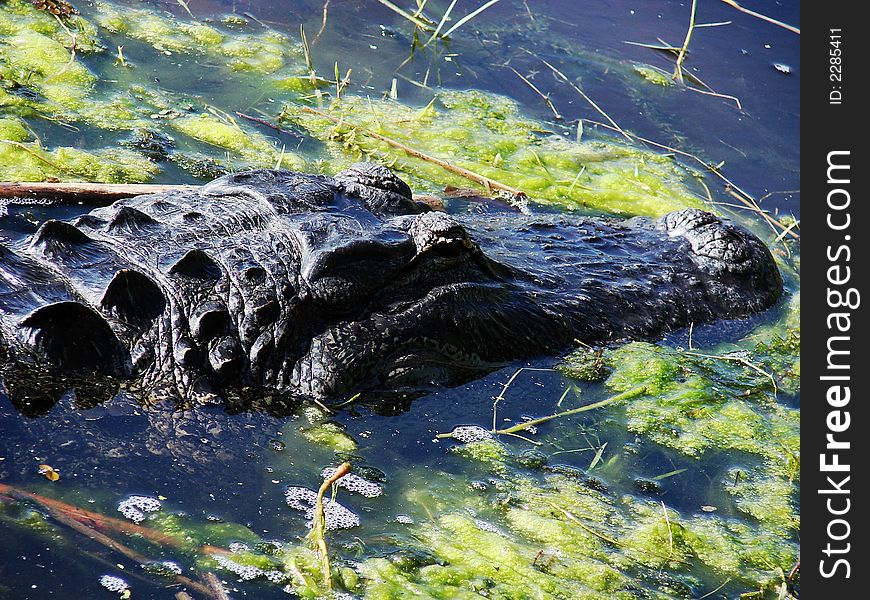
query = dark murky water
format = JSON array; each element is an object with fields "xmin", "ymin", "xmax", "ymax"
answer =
[{"xmin": 1, "ymin": 1, "xmax": 799, "ymax": 598}]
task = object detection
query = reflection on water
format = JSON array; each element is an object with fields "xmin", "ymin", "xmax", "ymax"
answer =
[{"xmin": 1, "ymin": 0, "xmax": 798, "ymax": 598}]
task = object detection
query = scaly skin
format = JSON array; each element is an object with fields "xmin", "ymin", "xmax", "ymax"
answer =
[{"xmin": 0, "ymin": 163, "xmax": 782, "ymax": 406}]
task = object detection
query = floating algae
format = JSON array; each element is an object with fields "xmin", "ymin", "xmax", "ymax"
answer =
[
  {"xmin": 168, "ymin": 113, "xmax": 305, "ymax": 170},
  {"xmin": 0, "ymin": 2, "xmax": 100, "ymax": 114},
  {"xmin": 633, "ymin": 65, "xmax": 675, "ymax": 87},
  {"xmin": 0, "ymin": 358, "xmax": 799, "ymax": 598},
  {"xmin": 1, "ymin": 0, "xmax": 709, "ymax": 217},
  {"xmin": 558, "ymin": 296, "xmax": 801, "ymax": 541},
  {"xmin": 92, "ymin": 0, "xmax": 302, "ymax": 73},
  {"xmin": 0, "ymin": 135, "xmax": 160, "ymax": 182},
  {"xmin": 287, "ymin": 91, "xmax": 705, "ymax": 216},
  {"xmin": 380, "ymin": 430, "xmax": 797, "ymax": 599},
  {"xmin": 298, "ymin": 406, "xmax": 359, "ymax": 453}
]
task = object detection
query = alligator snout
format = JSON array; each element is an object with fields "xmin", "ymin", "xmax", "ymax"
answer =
[{"xmin": 657, "ymin": 208, "xmax": 782, "ymax": 314}]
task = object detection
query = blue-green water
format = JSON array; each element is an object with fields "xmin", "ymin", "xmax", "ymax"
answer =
[{"xmin": 1, "ymin": 1, "xmax": 799, "ymax": 598}]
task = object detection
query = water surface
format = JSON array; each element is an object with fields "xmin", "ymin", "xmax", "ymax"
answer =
[{"xmin": 0, "ymin": 1, "xmax": 799, "ymax": 598}]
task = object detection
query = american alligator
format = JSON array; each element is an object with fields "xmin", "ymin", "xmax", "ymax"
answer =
[{"xmin": 0, "ymin": 163, "xmax": 782, "ymax": 407}]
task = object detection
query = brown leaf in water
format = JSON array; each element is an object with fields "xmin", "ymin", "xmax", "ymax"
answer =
[{"xmin": 38, "ymin": 464, "xmax": 60, "ymax": 481}]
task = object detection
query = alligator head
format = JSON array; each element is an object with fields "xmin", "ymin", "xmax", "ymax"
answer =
[{"xmin": 0, "ymin": 163, "xmax": 782, "ymax": 406}]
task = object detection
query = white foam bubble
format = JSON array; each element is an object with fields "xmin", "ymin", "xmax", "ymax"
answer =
[
  {"xmin": 99, "ymin": 574, "xmax": 129, "ymax": 592},
  {"xmin": 449, "ymin": 425, "xmax": 493, "ymax": 443},
  {"xmin": 117, "ymin": 495, "xmax": 161, "ymax": 523},
  {"xmin": 265, "ymin": 569, "xmax": 290, "ymax": 583},
  {"xmin": 284, "ymin": 486, "xmax": 360, "ymax": 530},
  {"xmin": 212, "ymin": 554, "xmax": 264, "ymax": 581},
  {"xmin": 321, "ymin": 467, "xmax": 383, "ymax": 498},
  {"xmin": 142, "ymin": 560, "xmax": 183, "ymax": 576}
]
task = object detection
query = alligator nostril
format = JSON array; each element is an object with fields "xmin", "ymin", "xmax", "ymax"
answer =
[{"xmin": 409, "ymin": 211, "xmax": 471, "ymax": 256}]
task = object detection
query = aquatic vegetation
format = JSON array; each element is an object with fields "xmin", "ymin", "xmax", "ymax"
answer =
[
  {"xmin": 93, "ymin": 1, "xmax": 301, "ymax": 73},
  {"xmin": 0, "ymin": 135, "xmax": 161, "ymax": 182},
  {"xmin": 0, "ymin": 1, "xmax": 99, "ymax": 113},
  {"xmin": 168, "ymin": 113, "xmax": 305, "ymax": 170},
  {"xmin": 298, "ymin": 406, "xmax": 359, "ymax": 453},
  {"xmin": 747, "ymin": 293, "xmax": 801, "ymax": 394},
  {"xmin": 0, "ymin": 1, "xmax": 799, "ymax": 598},
  {"xmin": 289, "ymin": 92, "xmax": 705, "ymax": 215},
  {"xmin": 392, "ymin": 438, "xmax": 796, "ymax": 598},
  {"xmin": 0, "ymin": 0, "xmax": 709, "ymax": 218},
  {"xmin": 0, "ymin": 116, "xmax": 28, "ymax": 141},
  {"xmin": 633, "ymin": 65, "xmax": 674, "ymax": 87},
  {"xmin": 558, "ymin": 298, "xmax": 800, "ymax": 545},
  {"xmin": 450, "ymin": 438, "xmax": 508, "ymax": 473},
  {"xmin": 351, "ymin": 465, "xmax": 795, "ymax": 598}
]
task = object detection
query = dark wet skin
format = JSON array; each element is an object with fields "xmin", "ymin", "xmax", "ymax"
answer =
[{"xmin": 0, "ymin": 163, "xmax": 782, "ymax": 412}]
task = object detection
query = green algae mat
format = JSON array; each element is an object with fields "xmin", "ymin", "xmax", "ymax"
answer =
[
  {"xmin": 0, "ymin": 0, "xmax": 707, "ymax": 215},
  {"xmin": 0, "ymin": 1, "xmax": 799, "ymax": 598}
]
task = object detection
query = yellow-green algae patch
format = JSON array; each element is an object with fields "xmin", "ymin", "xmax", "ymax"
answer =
[
  {"xmin": 352, "ymin": 463, "xmax": 796, "ymax": 599},
  {"xmin": 450, "ymin": 438, "xmax": 509, "ymax": 475},
  {"xmin": 168, "ymin": 113, "xmax": 305, "ymax": 170},
  {"xmin": 92, "ymin": 1, "xmax": 300, "ymax": 73},
  {"xmin": 633, "ymin": 65, "xmax": 674, "ymax": 87},
  {"xmin": 286, "ymin": 92, "xmax": 706, "ymax": 216},
  {"xmin": 295, "ymin": 406, "xmax": 358, "ymax": 454},
  {"xmin": 0, "ymin": 138, "xmax": 160, "ymax": 182},
  {"xmin": 0, "ymin": 116, "xmax": 29, "ymax": 142},
  {"xmin": 0, "ymin": 22, "xmax": 96, "ymax": 114},
  {"xmin": 557, "ymin": 291, "xmax": 800, "ymax": 544}
]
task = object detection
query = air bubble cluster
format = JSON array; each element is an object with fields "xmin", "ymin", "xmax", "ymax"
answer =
[
  {"xmin": 321, "ymin": 467, "xmax": 383, "ymax": 498},
  {"xmin": 449, "ymin": 425, "xmax": 493, "ymax": 443},
  {"xmin": 395, "ymin": 514, "xmax": 414, "ymax": 524},
  {"xmin": 303, "ymin": 406, "xmax": 325, "ymax": 424},
  {"xmin": 99, "ymin": 574, "xmax": 129, "ymax": 592},
  {"xmin": 141, "ymin": 560, "xmax": 183, "ymax": 577},
  {"xmin": 284, "ymin": 486, "xmax": 360, "ymax": 530},
  {"xmin": 0, "ymin": 197, "xmax": 52, "ymax": 218},
  {"xmin": 475, "ymin": 518, "xmax": 503, "ymax": 534},
  {"xmin": 228, "ymin": 542, "xmax": 250, "ymax": 553},
  {"xmin": 212, "ymin": 554, "xmax": 264, "ymax": 581},
  {"xmin": 211, "ymin": 553, "xmax": 288, "ymax": 584},
  {"xmin": 265, "ymin": 569, "xmax": 290, "ymax": 583},
  {"xmin": 117, "ymin": 495, "xmax": 161, "ymax": 523}
]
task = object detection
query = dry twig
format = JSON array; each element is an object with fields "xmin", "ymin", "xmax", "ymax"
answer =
[
  {"xmin": 0, "ymin": 181, "xmax": 196, "ymax": 203},
  {"xmin": 719, "ymin": 0, "xmax": 799, "ymax": 34}
]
